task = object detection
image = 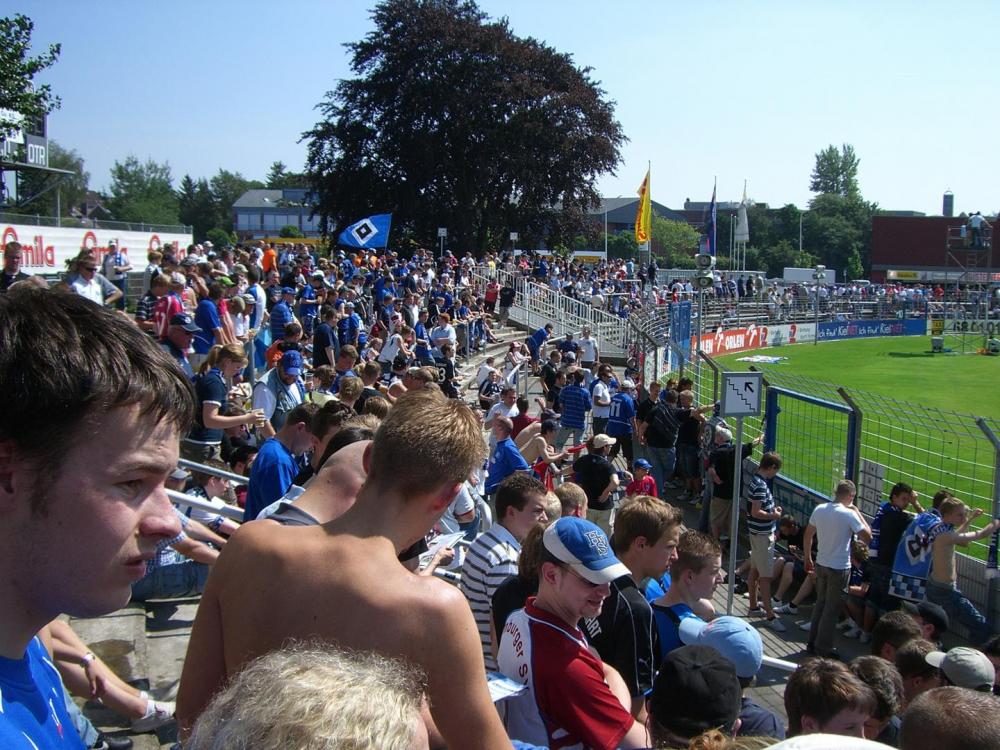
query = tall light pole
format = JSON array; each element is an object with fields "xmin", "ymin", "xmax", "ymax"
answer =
[{"xmin": 813, "ymin": 264, "xmax": 827, "ymax": 345}]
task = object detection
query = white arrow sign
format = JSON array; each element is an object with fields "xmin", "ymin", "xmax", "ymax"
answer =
[{"xmin": 721, "ymin": 372, "xmax": 763, "ymax": 417}]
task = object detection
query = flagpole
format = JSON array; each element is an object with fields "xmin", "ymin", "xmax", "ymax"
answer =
[{"xmin": 647, "ymin": 160, "xmax": 652, "ymax": 275}]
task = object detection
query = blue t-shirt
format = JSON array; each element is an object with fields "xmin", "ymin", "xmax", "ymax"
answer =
[
  {"xmin": 312, "ymin": 322, "xmax": 337, "ymax": 368},
  {"xmin": 0, "ymin": 636, "xmax": 84, "ymax": 750},
  {"xmin": 337, "ymin": 313, "xmax": 362, "ymax": 347},
  {"xmin": 297, "ymin": 284, "xmax": 318, "ymax": 318},
  {"xmin": 193, "ymin": 298, "xmax": 222, "ymax": 354},
  {"xmin": 528, "ymin": 327, "xmax": 549, "ymax": 349},
  {"xmin": 606, "ymin": 392, "xmax": 636, "ymax": 436},
  {"xmin": 269, "ymin": 300, "xmax": 294, "ymax": 340},
  {"xmin": 161, "ymin": 340, "xmax": 194, "ymax": 380},
  {"xmin": 485, "ymin": 437, "xmax": 530, "ymax": 494},
  {"xmin": 651, "ymin": 602, "xmax": 700, "ymax": 661},
  {"xmin": 245, "ymin": 438, "xmax": 298, "ymax": 522},
  {"xmin": 188, "ymin": 369, "xmax": 227, "ymax": 444},
  {"xmin": 643, "ymin": 573, "xmax": 672, "ymax": 603},
  {"xmin": 558, "ymin": 384, "xmax": 592, "ymax": 430}
]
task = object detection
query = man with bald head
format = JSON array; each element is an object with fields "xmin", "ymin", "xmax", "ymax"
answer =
[{"xmin": 177, "ymin": 389, "xmax": 513, "ymax": 750}]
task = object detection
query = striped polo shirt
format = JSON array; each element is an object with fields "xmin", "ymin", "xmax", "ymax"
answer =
[
  {"xmin": 559, "ymin": 384, "xmax": 592, "ymax": 430},
  {"xmin": 460, "ymin": 524, "xmax": 521, "ymax": 671},
  {"xmin": 744, "ymin": 471, "xmax": 776, "ymax": 535}
]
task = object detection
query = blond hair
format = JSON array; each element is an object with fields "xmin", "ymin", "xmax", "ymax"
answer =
[
  {"xmin": 187, "ymin": 644, "xmax": 424, "ymax": 750},
  {"xmin": 611, "ymin": 496, "xmax": 683, "ymax": 553},
  {"xmin": 336, "ymin": 376, "xmax": 363, "ymax": 403},
  {"xmin": 369, "ymin": 388, "xmax": 485, "ymax": 496}
]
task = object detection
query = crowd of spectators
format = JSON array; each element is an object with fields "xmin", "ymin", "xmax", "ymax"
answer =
[{"xmin": 3, "ymin": 238, "xmax": 1000, "ymax": 750}]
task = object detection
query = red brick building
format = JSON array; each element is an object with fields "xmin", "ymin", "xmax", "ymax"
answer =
[{"xmin": 870, "ymin": 215, "xmax": 998, "ymax": 283}]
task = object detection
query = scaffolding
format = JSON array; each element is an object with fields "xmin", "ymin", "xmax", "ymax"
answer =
[{"xmin": 941, "ymin": 222, "xmax": 996, "ymax": 354}]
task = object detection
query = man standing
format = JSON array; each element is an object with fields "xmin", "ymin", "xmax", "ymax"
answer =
[
  {"xmin": 1, "ymin": 241, "xmax": 30, "ymax": 292},
  {"xmin": 161, "ymin": 313, "xmax": 201, "ymax": 379},
  {"xmin": 497, "ymin": 517, "xmax": 649, "ymax": 749},
  {"xmin": 497, "ymin": 280, "xmax": 516, "ymax": 327},
  {"xmin": 745, "ymin": 451, "xmax": 786, "ymax": 632},
  {"xmin": 484, "ymin": 416, "xmax": 531, "ymax": 500},
  {"xmin": 71, "ymin": 258, "xmax": 122, "ymax": 307},
  {"xmin": 573, "ymin": 435, "xmax": 619, "ymax": 535},
  {"xmin": 638, "ymin": 388, "xmax": 711, "ymax": 497},
  {"xmin": 252, "ymin": 350, "xmax": 307, "ymax": 435},
  {"xmin": 243, "ymin": 403, "xmax": 318, "ymax": 522},
  {"xmin": 461, "ymin": 473, "xmax": 548, "ymax": 671},
  {"xmin": 584, "ymin": 497, "xmax": 682, "ymax": 717},
  {"xmin": 312, "ymin": 304, "xmax": 339, "ymax": 369},
  {"xmin": 526, "ymin": 323, "xmax": 553, "ymax": 373},
  {"xmin": 606, "ymin": 379, "xmax": 638, "ymax": 466},
  {"xmin": 804, "ymin": 479, "xmax": 873, "ymax": 658},
  {"xmin": 101, "ymin": 240, "xmax": 132, "ymax": 310},
  {"xmin": 591, "ymin": 365, "xmax": 614, "ymax": 436},
  {"xmin": 578, "ymin": 326, "xmax": 599, "ymax": 378},
  {"xmin": 192, "ymin": 283, "xmax": 226, "ymax": 371},
  {"xmin": 0, "ymin": 286, "xmax": 192, "ymax": 748},
  {"xmin": 177, "ymin": 389, "xmax": 514, "ymax": 749},
  {"xmin": 269, "ymin": 287, "xmax": 298, "ymax": 342},
  {"xmin": 555, "ymin": 369, "xmax": 591, "ymax": 450}
]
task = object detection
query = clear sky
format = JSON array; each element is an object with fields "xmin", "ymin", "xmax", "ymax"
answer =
[{"xmin": 10, "ymin": 0, "xmax": 999, "ymax": 215}]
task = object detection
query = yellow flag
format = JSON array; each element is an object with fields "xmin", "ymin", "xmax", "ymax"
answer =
[{"xmin": 635, "ymin": 170, "xmax": 651, "ymax": 244}]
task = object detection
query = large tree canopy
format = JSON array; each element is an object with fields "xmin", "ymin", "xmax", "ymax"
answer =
[
  {"xmin": 0, "ymin": 14, "xmax": 61, "ymax": 134},
  {"xmin": 305, "ymin": 0, "xmax": 625, "ymax": 253}
]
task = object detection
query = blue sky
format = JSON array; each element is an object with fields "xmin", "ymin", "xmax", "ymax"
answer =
[{"xmin": 11, "ymin": 0, "xmax": 999, "ymax": 215}]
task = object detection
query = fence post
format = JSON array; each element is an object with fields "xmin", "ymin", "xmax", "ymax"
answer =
[
  {"xmin": 763, "ymin": 387, "xmax": 779, "ymax": 453},
  {"xmin": 837, "ymin": 387, "xmax": 863, "ymax": 483},
  {"xmin": 974, "ymin": 417, "xmax": 1000, "ymax": 628}
]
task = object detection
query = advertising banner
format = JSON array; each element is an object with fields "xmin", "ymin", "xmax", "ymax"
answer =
[
  {"xmin": 1, "ymin": 222, "xmax": 192, "ymax": 274},
  {"xmin": 669, "ymin": 300, "xmax": 692, "ymax": 362},
  {"xmin": 691, "ymin": 322, "xmax": 817, "ymax": 356},
  {"xmin": 816, "ymin": 319, "xmax": 926, "ymax": 341}
]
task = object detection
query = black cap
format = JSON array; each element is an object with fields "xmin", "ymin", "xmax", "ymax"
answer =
[
  {"xmin": 647, "ymin": 645, "xmax": 741, "ymax": 739},
  {"xmin": 901, "ymin": 600, "xmax": 950, "ymax": 636}
]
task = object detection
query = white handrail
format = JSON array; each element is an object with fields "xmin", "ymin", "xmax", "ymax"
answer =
[
  {"xmin": 178, "ymin": 458, "xmax": 249, "ymax": 486},
  {"xmin": 167, "ymin": 488, "xmax": 244, "ymax": 521}
]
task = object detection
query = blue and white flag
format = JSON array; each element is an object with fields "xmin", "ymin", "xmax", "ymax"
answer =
[{"xmin": 338, "ymin": 213, "xmax": 392, "ymax": 249}]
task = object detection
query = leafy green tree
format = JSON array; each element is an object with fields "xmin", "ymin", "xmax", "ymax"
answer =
[
  {"xmin": 106, "ymin": 156, "xmax": 179, "ymax": 224},
  {"xmin": 279, "ymin": 224, "xmax": 305, "ymax": 238},
  {"xmin": 805, "ymin": 192, "xmax": 876, "ymax": 277},
  {"xmin": 651, "ymin": 215, "xmax": 700, "ymax": 266},
  {"xmin": 604, "ymin": 231, "xmax": 638, "ymax": 261},
  {"xmin": 305, "ymin": 0, "xmax": 624, "ymax": 253},
  {"xmin": 210, "ymin": 169, "xmax": 264, "ymax": 233},
  {"xmin": 266, "ymin": 161, "xmax": 288, "ymax": 188},
  {"xmin": 0, "ymin": 14, "xmax": 61, "ymax": 133},
  {"xmin": 810, "ymin": 143, "xmax": 859, "ymax": 198},
  {"xmin": 177, "ymin": 175, "xmax": 220, "ymax": 240},
  {"xmin": 10, "ymin": 140, "xmax": 88, "ymax": 217},
  {"xmin": 205, "ymin": 227, "xmax": 233, "ymax": 248}
]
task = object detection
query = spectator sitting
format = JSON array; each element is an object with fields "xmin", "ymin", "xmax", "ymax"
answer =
[
  {"xmin": 497, "ymin": 516, "xmax": 649, "ymax": 749},
  {"xmin": 625, "ymin": 458, "xmax": 657, "ymax": 498},
  {"xmin": 678, "ymin": 616, "xmax": 785, "ymax": 741},
  {"xmin": 644, "ymin": 645, "xmax": 743, "ymax": 748},
  {"xmin": 924, "ymin": 646, "xmax": 995, "ymax": 692},
  {"xmin": 784, "ymin": 658, "xmax": 875, "ymax": 738},
  {"xmin": 585, "ymin": 496, "xmax": 682, "ymax": 718},
  {"xmin": 900, "ymin": 686, "xmax": 1000, "ymax": 750},
  {"xmin": 898, "ymin": 600, "xmax": 949, "ymax": 648},
  {"xmin": 651, "ymin": 531, "xmax": 724, "ymax": 663},
  {"xmin": 183, "ymin": 459, "xmax": 241, "ymax": 535},
  {"xmin": 894, "ymin": 638, "xmax": 941, "ymax": 709},
  {"xmin": 187, "ymin": 645, "xmax": 426, "ymax": 750},
  {"xmin": 307, "ymin": 365, "xmax": 337, "ymax": 406},
  {"xmin": 461, "ymin": 473, "xmax": 549, "ymax": 671},
  {"xmin": 243, "ymin": 403, "xmax": 319, "ymax": 522},
  {"xmin": 849, "ymin": 655, "xmax": 904, "ymax": 746},
  {"xmin": 870, "ymin": 609, "xmax": 922, "ymax": 663},
  {"xmin": 131, "ymin": 507, "xmax": 219, "ymax": 601}
]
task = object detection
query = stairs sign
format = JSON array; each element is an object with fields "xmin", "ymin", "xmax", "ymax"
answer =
[{"xmin": 721, "ymin": 372, "xmax": 763, "ymax": 417}]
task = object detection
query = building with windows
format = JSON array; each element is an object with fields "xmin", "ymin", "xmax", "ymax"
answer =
[{"xmin": 232, "ymin": 188, "xmax": 322, "ymax": 239}]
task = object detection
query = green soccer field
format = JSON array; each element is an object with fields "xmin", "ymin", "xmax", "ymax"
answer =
[{"xmin": 704, "ymin": 335, "xmax": 1000, "ymax": 560}]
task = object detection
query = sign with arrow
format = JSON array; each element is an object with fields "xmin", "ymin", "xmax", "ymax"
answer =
[{"xmin": 721, "ymin": 372, "xmax": 763, "ymax": 417}]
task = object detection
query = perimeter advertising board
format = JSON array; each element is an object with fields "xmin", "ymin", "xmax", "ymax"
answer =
[
  {"xmin": 1, "ymin": 222, "xmax": 192, "ymax": 274},
  {"xmin": 816, "ymin": 319, "xmax": 926, "ymax": 341},
  {"xmin": 691, "ymin": 322, "xmax": 817, "ymax": 356}
]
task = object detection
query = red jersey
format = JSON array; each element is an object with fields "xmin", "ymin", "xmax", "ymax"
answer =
[
  {"xmin": 153, "ymin": 292, "xmax": 184, "ymax": 340},
  {"xmin": 625, "ymin": 474, "xmax": 658, "ymax": 498},
  {"xmin": 497, "ymin": 598, "xmax": 634, "ymax": 750}
]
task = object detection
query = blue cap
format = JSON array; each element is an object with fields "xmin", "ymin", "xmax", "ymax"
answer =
[
  {"xmin": 169, "ymin": 313, "xmax": 201, "ymax": 333},
  {"xmin": 280, "ymin": 349, "xmax": 303, "ymax": 376},
  {"xmin": 542, "ymin": 517, "xmax": 629, "ymax": 585},
  {"xmin": 633, "ymin": 458, "xmax": 653, "ymax": 470},
  {"xmin": 281, "ymin": 286, "xmax": 296, "ymax": 295},
  {"xmin": 678, "ymin": 615, "xmax": 763, "ymax": 679}
]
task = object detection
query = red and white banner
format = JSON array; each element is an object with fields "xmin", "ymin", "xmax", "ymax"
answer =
[
  {"xmin": 2, "ymin": 223, "xmax": 192, "ymax": 274},
  {"xmin": 692, "ymin": 322, "xmax": 817, "ymax": 355}
]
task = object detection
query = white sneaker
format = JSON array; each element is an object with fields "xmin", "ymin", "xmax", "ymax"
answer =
[
  {"xmin": 837, "ymin": 618, "xmax": 856, "ymax": 631},
  {"xmin": 747, "ymin": 607, "xmax": 765, "ymax": 617},
  {"xmin": 798, "ymin": 620, "xmax": 812, "ymax": 632},
  {"xmin": 767, "ymin": 617, "xmax": 786, "ymax": 632},
  {"xmin": 131, "ymin": 701, "xmax": 175, "ymax": 733},
  {"xmin": 843, "ymin": 625, "xmax": 862, "ymax": 639},
  {"xmin": 775, "ymin": 602, "xmax": 799, "ymax": 615}
]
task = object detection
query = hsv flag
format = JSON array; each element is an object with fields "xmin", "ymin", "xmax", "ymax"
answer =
[
  {"xmin": 635, "ymin": 170, "xmax": 651, "ymax": 245},
  {"xmin": 338, "ymin": 213, "xmax": 393, "ymax": 249}
]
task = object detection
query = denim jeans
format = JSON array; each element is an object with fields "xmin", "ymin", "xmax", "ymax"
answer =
[
  {"xmin": 556, "ymin": 426, "xmax": 585, "ymax": 451},
  {"xmin": 64, "ymin": 684, "xmax": 100, "ymax": 746},
  {"xmin": 926, "ymin": 579, "xmax": 991, "ymax": 644},
  {"xmin": 809, "ymin": 564, "xmax": 850, "ymax": 654},
  {"xmin": 132, "ymin": 561, "xmax": 210, "ymax": 601},
  {"xmin": 645, "ymin": 445, "xmax": 677, "ymax": 498}
]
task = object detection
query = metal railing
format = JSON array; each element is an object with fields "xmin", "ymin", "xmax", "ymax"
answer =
[
  {"xmin": 178, "ymin": 458, "xmax": 249, "ymax": 486},
  {"xmin": 167, "ymin": 488, "xmax": 244, "ymax": 521},
  {"xmin": 0, "ymin": 211, "xmax": 192, "ymax": 235}
]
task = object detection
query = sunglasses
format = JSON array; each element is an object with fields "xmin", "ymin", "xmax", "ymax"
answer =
[{"xmin": 82, "ymin": 266, "xmax": 97, "ymax": 272}]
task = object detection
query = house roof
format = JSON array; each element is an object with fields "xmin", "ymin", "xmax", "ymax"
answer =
[
  {"xmin": 233, "ymin": 189, "xmax": 284, "ymax": 209},
  {"xmin": 591, "ymin": 197, "xmax": 687, "ymax": 224}
]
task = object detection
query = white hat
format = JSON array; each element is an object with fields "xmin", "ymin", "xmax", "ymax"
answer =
[{"xmin": 592, "ymin": 434, "xmax": 617, "ymax": 449}]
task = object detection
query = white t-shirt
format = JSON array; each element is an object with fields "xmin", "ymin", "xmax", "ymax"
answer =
[
  {"xmin": 808, "ymin": 502, "xmax": 866, "ymax": 570},
  {"xmin": 577, "ymin": 337, "xmax": 598, "ymax": 362},
  {"xmin": 379, "ymin": 333, "xmax": 403, "ymax": 363},
  {"xmin": 591, "ymin": 381, "xmax": 612, "ymax": 418}
]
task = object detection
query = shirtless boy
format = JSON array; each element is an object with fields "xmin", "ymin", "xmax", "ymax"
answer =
[{"xmin": 176, "ymin": 388, "xmax": 512, "ymax": 749}]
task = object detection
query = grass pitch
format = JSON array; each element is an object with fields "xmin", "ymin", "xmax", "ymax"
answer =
[{"xmin": 704, "ymin": 335, "xmax": 1000, "ymax": 559}]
